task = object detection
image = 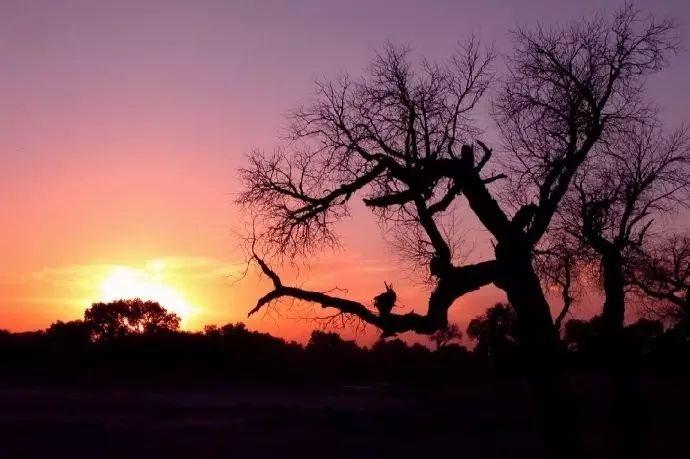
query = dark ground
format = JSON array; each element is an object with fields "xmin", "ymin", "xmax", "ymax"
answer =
[{"xmin": 0, "ymin": 375, "xmax": 687, "ymax": 459}]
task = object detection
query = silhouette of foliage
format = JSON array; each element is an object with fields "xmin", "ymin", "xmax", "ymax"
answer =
[
  {"xmin": 429, "ymin": 323, "xmax": 463, "ymax": 351},
  {"xmin": 564, "ymin": 315, "xmax": 671, "ymax": 368},
  {"xmin": 306, "ymin": 330, "xmax": 360, "ymax": 354},
  {"xmin": 467, "ymin": 303, "xmax": 520, "ymax": 363},
  {"xmin": 0, "ymin": 308, "xmax": 688, "ymax": 391},
  {"xmin": 84, "ymin": 298, "xmax": 181, "ymax": 341},
  {"xmin": 563, "ymin": 316, "xmax": 605, "ymax": 358}
]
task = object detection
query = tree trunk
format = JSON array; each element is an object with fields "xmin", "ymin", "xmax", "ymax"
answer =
[
  {"xmin": 600, "ymin": 249, "xmax": 647, "ymax": 459},
  {"xmin": 495, "ymin": 240, "xmax": 578, "ymax": 458},
  {"xmin": 601, "ymin": 249, "xmax": 625, "ymax": 339}
]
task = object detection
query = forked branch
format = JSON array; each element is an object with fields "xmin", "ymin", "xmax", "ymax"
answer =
[{"xmin": 248, "ymin": 249, "xmax": 496, "ymax": 336}]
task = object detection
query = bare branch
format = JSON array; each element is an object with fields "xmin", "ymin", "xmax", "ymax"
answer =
[
  {"xmin": 248, "ymin": 246, "xmax": 496, "ymax": 336},
  {"xmin": 495, "ymin": 6, "xmax": 679, "ymax": 244}
]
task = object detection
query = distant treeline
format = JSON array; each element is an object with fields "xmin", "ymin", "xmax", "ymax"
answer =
[{"xmin": 0, "ymin": 299, "xmax": 687, "ymax": 386}]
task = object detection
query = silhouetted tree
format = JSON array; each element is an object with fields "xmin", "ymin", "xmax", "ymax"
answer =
[
  {"xmin": 306, "ymin": 330, "xmax": 360, "ymax": 355},
  {"xmin": 84, "ymin": 299, "xmax": 181, "ymax": 341},
  {"xmin": 46, "ymin": 320, "xmax": 92, "ymax": 349},
  {"xmin": 625, "ymin": 318, "xmax": 664, "ymax": 359},
  {"xmin": 564, "ymin": 316, "xmax": 604, "ymax": 357},
  {"xmin": 238, "ymin": 6, "xmax": 679, "ymax": 455},
  {"xmin": 563, "ymin": 124, "xmax": 690, "ymax": 346},
  {"xmin": 467, "ymin": 303, "xmax": 520, "ymax": 362},
  {"xmin": 429, "ymin": 323, "xmax": 462, "ymax": 351},
  {"xmin": 372, "ymin": 337, "xmax": 432, "ymax": 380},
  {"xmin": 565, "ymin": 315, "xmax": 665, "ymax": 363},
  {"xmin": 534, "ymin": 231, "xmax": 592, "ymax": 331},
  {"xmin": 632, "ymin": 235, "xmax": 690, "ymax": 324},
  {"xmin": 631, "ymin": 235, "xmax": 690, "ymax": 355},
  {"xmin": 562, "ymin": 122, "xmax": 690, "ymax": 457}
]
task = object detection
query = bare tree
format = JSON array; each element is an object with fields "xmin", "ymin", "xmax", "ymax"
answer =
[
  {"xmin": 241, "ymin": 37, "xmax": 498, "ymax": 336},
  {"xmin": 565, "ymin": 123, "xmax": 690, "ymax": 340},
  {"xmin": 238, "ymin": 7, "xmax": 678, "ymax": 456},
  {"xmin": 559, "ymin": 121, "xmax": 690, "ymax": 459},
  {"xmin": 632, "ymin": 234, "xmax": 690, "ymax": 322},
  {"xmin": 534, "ymin": 231, "xmax": 591, "ymax": 332}
]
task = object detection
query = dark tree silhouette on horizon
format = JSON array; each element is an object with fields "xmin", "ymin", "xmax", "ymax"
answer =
[
  {"xmin": 632, "ymin": 235, "xmax": 690, "ymax": 349},
  {"xmin": 238, "ymin": 5, "xmax": 680, "ymax": 456},
  {"xmin": 561, "ymin": 124, "xmax": 690, "ymax": 346},
  {"xmin": 429, "ymin": 323, "xmax": 463, "ymax": 351},
  {"xmin": 633, "ymin": 235, "xmax": 690, "ymax": 321},
  {"xmin": 559, "ymin": 122, "xmax": 690, "ymax": 458},
  {"xmin": 467, "ymin": 303, "xmax": 520, "ymax": 362},
  {"xmin": 84, "ymin": 298, "xmax": 181, "ymax": 341}
]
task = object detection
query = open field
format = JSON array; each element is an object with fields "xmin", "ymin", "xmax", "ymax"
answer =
[{"xmin": 0, "ymin": 376, "xmax": 687, "ymax": 459}]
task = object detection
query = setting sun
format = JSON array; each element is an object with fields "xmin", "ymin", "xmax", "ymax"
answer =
[{"xmin": 97, "ymin": 263, "xmax": 195, "ymax": 324}]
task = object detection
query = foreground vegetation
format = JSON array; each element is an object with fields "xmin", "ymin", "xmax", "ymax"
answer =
[{"xmin": 1, "ymin": 299, "xmax": 687, "ymax": 387}]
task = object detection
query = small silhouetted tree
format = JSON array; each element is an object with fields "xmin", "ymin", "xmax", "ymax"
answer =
[
  {"xmin": 564, "ymin": 316, "xmax": 604, "ymax": 356},
  {"xmin": 625, "ymin": 318, "xmax": 664, "ymax": 359},
  {"xmin": 429, "ymin": 323, "xmax": 463, "ymax": 351},
  {"xmin": 84, "ymin": 299, "xmax": 181, "ymax": 341},
  {"xmin": 564, "ymin": 315, "xmax": 664, "ymax": 362},
  {"xmin": 306, "ymin": 330, "xmax": 362, "ymax": 379},
  {"xmin": 631, "ymin": 235, "xmax": 690, "ymax": 353},
  {"xmin": 46, "ymin": 320, "xmax": 92, "ymax": 349},
  {"xmin": 467, "ymin": 303, "xmax": 520, "ymax": 362},
  {"xmin": 632, "ymin": 235, "xmax": 690, "ymax": 324},
  {"xmin": 306, "ymin": 330, "xmax": 360, "ymax": 354}
]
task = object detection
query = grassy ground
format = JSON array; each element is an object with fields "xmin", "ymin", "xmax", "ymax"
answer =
[{"xmin": 0, "ymin": 375, "xmax": 686, "ymax": 458}]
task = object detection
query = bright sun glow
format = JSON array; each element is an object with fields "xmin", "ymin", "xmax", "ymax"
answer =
[{"xmin": 98, "ymin": 263, "xmax": 195, "ymax": 324}]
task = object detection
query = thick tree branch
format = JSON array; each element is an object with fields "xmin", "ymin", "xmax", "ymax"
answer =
[{"xmin": 249, "ymin": 251, "xmax": 496, "ymax": 336}]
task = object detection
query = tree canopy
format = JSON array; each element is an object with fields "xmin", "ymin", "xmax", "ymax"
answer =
[
  {"xmin": 84, "ymin": 298, "xmax": 181, "ymax": 341},
  {"xmin": 239, "ymin": 5, "xmax": 680, "ymax": 345}
]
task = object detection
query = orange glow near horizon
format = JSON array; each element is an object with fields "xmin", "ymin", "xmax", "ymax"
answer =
[
  {"xmin": 3, "ymin": 1, "xmax": 681, "ymax": 344},
  {"xmin": 97, "ymin": 262, "xmax": 196, "ymax": 326}
]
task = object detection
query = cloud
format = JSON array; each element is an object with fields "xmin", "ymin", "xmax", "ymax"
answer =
[
  {"xmin": 150, "ymin": 256, "xmax": 247, "ymax": 279},
  {"xmin": 31, "ymin": 256, "xmax": 245, "ymax": 289},
  {"xmin": 0, "ymin": 255, "xmax": 245, "ymax": 316}
]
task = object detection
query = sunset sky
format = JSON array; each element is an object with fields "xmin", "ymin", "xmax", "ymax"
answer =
[{"xmin": 2, "ymin": 0, "xmax": 689, "ymax": 344}]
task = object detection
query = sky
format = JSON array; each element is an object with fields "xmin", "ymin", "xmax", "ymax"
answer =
[{"xmin": 1, "ymin": 0, "xmax": 689, "ymax": 344}]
